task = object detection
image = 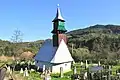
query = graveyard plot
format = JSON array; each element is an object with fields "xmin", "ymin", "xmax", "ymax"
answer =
[{"xmin": 2, "ymin": 60, "xmax": 120, "ymax": 80}]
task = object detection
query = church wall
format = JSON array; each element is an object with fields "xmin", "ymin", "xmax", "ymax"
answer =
[
  {"xmin": 35, "ymin": 61, "xmax": 52, "ymax": 70},
  {"xmin": 52, "ymin": 62, "xmax": 72, "ymax": 73},
  {"xmin": 35, "ymin": 61, "xmax": 72, "ymax": 73}
]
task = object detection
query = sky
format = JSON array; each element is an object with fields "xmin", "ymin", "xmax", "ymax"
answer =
[{"xmin": 0, "ymin": 0, "xmax": 120, "ymax": 42}]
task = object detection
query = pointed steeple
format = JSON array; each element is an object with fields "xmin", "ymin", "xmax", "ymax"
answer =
[
  {"xmin": 52, "ymin": 4, "xmax": 65, "ymax": 22},
  {"xmin": 52, "ymin": 4, "xmax": 67, "ymax": 47}
]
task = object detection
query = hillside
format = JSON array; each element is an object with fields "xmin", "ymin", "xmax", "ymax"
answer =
[
  {"xmin": 1, "ymin": 24, "xmax": 120, "ymax": 62},
  {"xmin": 0, "ymin": 39, "xmax": 44, "ymax": 56},
  {"xmin": 67, "ymin": 24, "xmax": 120, "ymax": 62}
]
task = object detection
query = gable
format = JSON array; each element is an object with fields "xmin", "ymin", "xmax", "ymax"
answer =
[{"xmin": 51, "ymin": 39, "xmax": 73, "ymax": 63}]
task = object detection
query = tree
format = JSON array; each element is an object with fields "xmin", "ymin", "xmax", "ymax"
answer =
[
  {"xmin": 72, "ymin": 48, "xmax": 90, "ymax": 62},
  {"xmin": 11, "ymin": 29, "xmax": 23, "ymax": 56},
  {"xmin": 11, "ymin": 29, "xmax": 23, "ymax": 43}
]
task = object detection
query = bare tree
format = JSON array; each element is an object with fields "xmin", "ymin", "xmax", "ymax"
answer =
[
  {"xmin": 11, "ymin": 29, "xmax": 23, "ymax": 57},
  {"xmin": 11, "ymin": 29, "xmax": 23, "ymax": 43}
]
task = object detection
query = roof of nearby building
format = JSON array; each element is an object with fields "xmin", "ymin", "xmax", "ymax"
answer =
[{"xmin": 34, "ymin": 39, "xmax": 73, "ymax": 64}]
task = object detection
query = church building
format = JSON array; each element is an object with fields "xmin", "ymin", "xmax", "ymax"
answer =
[{"xmin": 34, "ymin": 5, "xmax": 74, "ymax": 73}]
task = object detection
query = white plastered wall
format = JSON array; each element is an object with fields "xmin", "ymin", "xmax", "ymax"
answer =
[
  {"xmin": 52, "ymin": 62, "xmax": 72, "ymax": 73},
  {"xmin": 35, "ymin": 61, "xmax": 72, "ymax": 73}
]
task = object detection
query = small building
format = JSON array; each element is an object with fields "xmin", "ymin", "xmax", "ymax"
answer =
[{"xmin": 34, "ymin": 5, "xmax": 74, "ymax": 73}]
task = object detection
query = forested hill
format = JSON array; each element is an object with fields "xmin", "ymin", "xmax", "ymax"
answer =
[
  {"xmin": 1, "ymin": 24, "xmax": 120, "ymax": 62},
  {"xmin": 67, "ymin": 24, "xmax": 120, "ymax": 62},
  {"xmin": 0, "ymin": 39, "xmax": 43, "ymax": 56},
  {"xmin": 67, "ymin": 24, "xmax": 120, "ymax": 35}
]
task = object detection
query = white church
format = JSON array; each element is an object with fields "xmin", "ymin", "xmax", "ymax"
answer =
[{"xmin": 34, "ymin": 5, "xmax": 74, "ymax": 73}]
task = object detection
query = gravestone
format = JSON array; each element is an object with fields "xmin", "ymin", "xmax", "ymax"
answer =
[
  {"xmin": 20, "ymin": 68, "xmax": 23, "ymax": 73},
  {"xmin": 80, "ymin": 61, "xmax": 83, "ymax": 66},
  {"xmin": 37, "ymin": 66, "xmax": 40, "ymax": 71},
  {"xmin": 73, "ymin": 66, "xmax": 77, "ymax": 74},
  {"xmin": 71, "ymin": 74, "xmax": 80, "ymax": 80},
  {"xmin": 98, "ymin": 61, "xmax": 101, "ymax": 66},
  {"xmin": 16, "ymin": 61, "xmax": 19, "ymax": 64},
  {"xmin": 48, "ymin": 67, "xmax": 51, "ymax": 74},
  {"xmin": 24, "ymin": 68, "xmax": 29, "ymax": 77},
  {"xmin": 60, "ymin": 67, "xmax": 63, "ymax": 78},
  {"xmin": 43, "ymin": 69, "xmax": 51, "ymax": 80},
  {"xmin": 85, "ymin": 60, "xmax": 88, "ymax": 69},
  {"xmin": 84, "ymin": 72, "xmax": 87, "ymax": 80},
  {"xmin": 44, "ymin": 75, "xmax": 51, "ymax": 80},
  {"xmin": 43, "ymin": 65, "xmax": 45, "ymax": 72},
  {"xmin": 7, "ymin": 66, "xmax": 11, "ymax": 72},
  {"xmin": 102, "ymin": 75, "xmax": 107, "ymax": 80},
  {"xmin": 32, "ymin": 61, "xmax": 35, "ymax": 65}
]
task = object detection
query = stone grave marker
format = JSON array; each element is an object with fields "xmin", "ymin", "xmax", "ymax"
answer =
[
  {"xmin": 98, "ymin": 61, "xmax": 101, "ymax": 66},
  {"xmin": 73, "ymin": 66, "xmax": 77, "ymax": 74},
  {"xmin": 60, "ymin": 67, "xmax": 63, "ymax": 78},
  {"xmin": 20, "ymin": 68, "xmax": 23, "ymax": 74},
  {"xmin": 85, "ymin": 60, "xmax": 88, "ymax": 69},
  {"xmin": 43, "ymin": 65, "xmax": 45, "ymax": 72},
  {"xmin": 24, "ymin": 68, "xmax": 29, "ymax": 77}
]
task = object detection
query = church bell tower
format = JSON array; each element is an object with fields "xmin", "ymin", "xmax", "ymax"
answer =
[{"xmin": 51, "ymin": 4, "xmax": 67, "ymax": 47}]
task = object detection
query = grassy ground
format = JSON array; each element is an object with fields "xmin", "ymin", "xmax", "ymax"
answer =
[
  {"xmin": 17, "ymin": 65, "xmax": 120, "ymax": 80},
  {"xmin": 112, "ymin": 65, "xmax": 120, "ymax": 75},
  {"xmin": 14, "ymin": 71, "xmax": 72, "ymax": 80},
  {"xmin": 0, "ymin": 60, "xmax": 73, "ymax": 80},
  {"xmin": 1, "ymin": 61, "xmax": 120, "ymax": 80}
]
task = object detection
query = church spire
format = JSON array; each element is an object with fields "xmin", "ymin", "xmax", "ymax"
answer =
[
  {"xmin": 52, "ymin": 4, "xmax": 65, "ymax": 22},
  {"xmin": 52, "ymin": 4, "xmax": 67, "ymax": 47}
]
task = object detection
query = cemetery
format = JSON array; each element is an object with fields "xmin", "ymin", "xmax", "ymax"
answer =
[
  {"xmin": 1, "ymin": 4, "xmax": 120, "ymax": 80},
  {"xmin": 1, "ymin": 60, "xmax": 120, "ymax": 80}
]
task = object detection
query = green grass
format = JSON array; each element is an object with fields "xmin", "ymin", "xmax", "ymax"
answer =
[
  {"xmin": 51, "ymin": 71, "xmax": 72, "ymax": 80},
  {"xmin": 52, "ymin": 77, "xmax": 70, "ymax": 80},
  {"xmin": 2, "ymin": 61, "xmax": 120, "ymax": 80},
  {"xmin": 112, "ymin": 65, "xmax": 120, "ymax": 75},
  {"xmin": 25, "ymin": 71, "xmax": 42, "ymax": 80},
  {"xmin": 0, "ymin": 60, "xmax": 13, "ymax": 67},
  {"xmin": 24, "ymin": 64, "xmax": 120, "ymax": 80},
  {"xmin": 0, "ymin": 62, "xmax": 6, "ymax": 68}
]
